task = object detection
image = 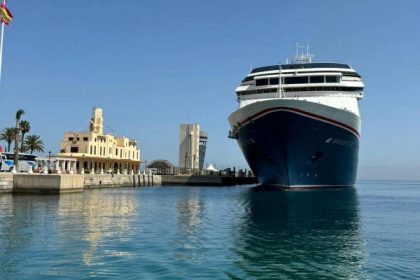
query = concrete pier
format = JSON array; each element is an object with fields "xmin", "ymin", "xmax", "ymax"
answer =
[
  {"xmin": 14, "ymin": 174, "xmax": 85, "ymax": 194},
  {"xmin": 0, "ymin": 173, "xmax": 254, "ymax": 195},
  {"xmin": 0, "ymin": 174, "xmax": 13, "ymax": 193},
  {"xmin": 84, "ymin": 174, "xmax": 162, "ymax": 188},
  {"xmin": 0, "ymin": 173, "xmax": 162, "ymax": 194}
]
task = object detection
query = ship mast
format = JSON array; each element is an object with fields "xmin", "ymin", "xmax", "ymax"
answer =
[
  {"xmin": 278, "ymin": 63, "xmax": 283, "ymax": 98},
  {"xmin": 292, "ymin": 42, "xmax": 314, "ymax": 64}
]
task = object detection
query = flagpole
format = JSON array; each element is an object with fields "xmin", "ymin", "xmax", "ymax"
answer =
[
  {"xmin": 0, "ymin": 0, "xmax": 5, "ymax": 82},
  {"xmin": 0, "ymin": 19, "xmax": 4, "ymax": 81}
]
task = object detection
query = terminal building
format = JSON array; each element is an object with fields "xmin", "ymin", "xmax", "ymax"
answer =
[
  {"xmin": 179, "ymin": 124, "xmax": 208, "ymax": 171},
  {"xmin": 57, "ymin": 108, "xmax": 141, "ymax": 173},
  {"xmin": 146, "ymin": 159, "xmax": 175, "ymax": 175}
]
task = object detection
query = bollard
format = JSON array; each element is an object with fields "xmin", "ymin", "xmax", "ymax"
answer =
[{"xmin": 133, "ymin": 174, "xmax": 136, "ymax": 187}]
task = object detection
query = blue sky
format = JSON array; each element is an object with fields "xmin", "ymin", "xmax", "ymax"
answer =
[{"xmin": 0, "ymin": 0, "xmax": 419, "ymax": 180}]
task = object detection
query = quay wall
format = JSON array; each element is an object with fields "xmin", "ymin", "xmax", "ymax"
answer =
[
  {"xmin": 0, "ymin": 174, "xmax": 13, "ymax": 193},
  {"xmin": 0, "ymin": 174, "xmax": 162, "ymax": 195},
  {"xmin": 14, "ymin": 174, "xmax": 84, "ymax": 194},
  {"xmin": 84, "ymin": 174, "xmax": 162, "ymax": 188},
  {"xmin": 0, "ymin": 173, "xmax": 254, "ymax": 195}
]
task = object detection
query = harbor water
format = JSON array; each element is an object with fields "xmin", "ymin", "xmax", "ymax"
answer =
[{"xmin": 0, "ymin": 182, "xmax": 419, "ymax": 279}]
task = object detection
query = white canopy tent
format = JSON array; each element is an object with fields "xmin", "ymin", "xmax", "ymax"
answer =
[{"xmin": 205, "ymin": 164, "xmax": 218, "ymax": 172}]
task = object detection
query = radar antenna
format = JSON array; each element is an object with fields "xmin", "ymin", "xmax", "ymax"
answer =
[{"xmin": 292, "ymin": 42, "xmax": 314, "ymax": 64}]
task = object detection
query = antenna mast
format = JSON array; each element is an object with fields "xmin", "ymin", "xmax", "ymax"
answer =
[{"xmin": 292, "ymin": 42, "xmax": 314, "ymax": 64}]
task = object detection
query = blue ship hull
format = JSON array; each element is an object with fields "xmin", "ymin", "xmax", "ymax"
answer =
[{"xmin": 234, "ymin": 107, "xmax": 359, "ymax": 188}]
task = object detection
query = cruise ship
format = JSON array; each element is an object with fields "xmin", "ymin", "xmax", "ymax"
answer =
[{"xmin": 228, "ymin": 47, "xmax": 364, "ymax": 188}]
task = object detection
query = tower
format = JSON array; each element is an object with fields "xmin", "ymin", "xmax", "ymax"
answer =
[
  {"xmin": 179, "ymin": 124, "xmax": 200, "ymax": 170},
  {"xmin": 198, "ymin": 131, "xmax": 208, "ymax": 170},
  {"xmin": 90, "ymin": 108, "xmax": 103, "ymax": 135}
]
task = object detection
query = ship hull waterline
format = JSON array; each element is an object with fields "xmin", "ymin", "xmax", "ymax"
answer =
[{"xmin": 229, "ymin": 99, "xmax": 360, "ymax": 189}]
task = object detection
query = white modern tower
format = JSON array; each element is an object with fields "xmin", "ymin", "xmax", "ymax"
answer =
[{"xmin": 179, "ymin": 124, "xmax": 207, "ymax": 170}]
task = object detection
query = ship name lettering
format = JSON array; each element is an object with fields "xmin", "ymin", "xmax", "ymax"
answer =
[{"xmin": 325, "ymin": 138, "xmax": 354, "ymax": 147}]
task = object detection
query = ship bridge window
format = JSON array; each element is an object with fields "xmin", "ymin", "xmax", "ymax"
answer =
[
  {"xmin": 242, "ymin": 76, "xmax": 254, "ymax": 82},
  {"xmin": 256, "ymin": 79, "xmax": 269, "ymax": 86},
  {"xmin": 269, "ymin": 78, "xmax": 279, "ymax": 85},
  {"xmin": 284, "ymin": 76, "xmax": 308, "ymax": 84},
  {"xmin": 310, "ymin": 76, "xmax": 324, "ymax": 83},
  {"xmin": 284, "ymin": 86, "xmax": 363, "ymax": 92},
  {"xmin": 251, "ymin": 63, "xmax": 350, "ymax": 73},
  {"xmin": 326, "ymin": 76, "xmax": 339, "ymax": 83}
]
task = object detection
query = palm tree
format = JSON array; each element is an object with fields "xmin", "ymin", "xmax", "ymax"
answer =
[
  {"xmin": 23, "ymin": 135, "xmax": 44, "ymax": 154},
  {"xmin": 14, "ymin": 109, "xmax": 25, "ymax": 170},
  {"xmin": 0, "ymin": 127, "xmax": 16, "ymax": 152},
  {"xmin": 19, "ymin": 120, "xmax": 30, "ymax": 150}
]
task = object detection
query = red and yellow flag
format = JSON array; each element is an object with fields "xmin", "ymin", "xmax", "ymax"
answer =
[{"xmin": 0, "ymin": 3, "xmax": 13, "ymax": 25}]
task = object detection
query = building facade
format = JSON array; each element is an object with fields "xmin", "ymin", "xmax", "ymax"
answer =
[
  {"xmin": 198, "ymin": 131, "xmax": 208, "ymax": 170},
  {"xmin": 57, "ymin": 108, "xmax": 141, "ymax": 173},
  {"xmin": 179, "ymin": 124, "xmax": 207, "ymax": 171}
]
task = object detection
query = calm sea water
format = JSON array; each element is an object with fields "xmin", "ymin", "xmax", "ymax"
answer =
[{"xmin": 0, "ymin": 182, "xmax": 419, "ymax": 279}]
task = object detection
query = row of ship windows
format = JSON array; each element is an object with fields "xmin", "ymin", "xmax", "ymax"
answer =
[
  {"xmin": 255, "ymin": 75, "xmax": 339, "ymax": 86},
  {"xmin": 243, "ymin": 71, "xmax": 360, "ymax": 82},
  {"xmin": 250, "ymin": 63, "xmax": 351, "ymax": 73},
  {"xmin": 238, "ymin": 86, "xmax": 363, "ymax": 95}
]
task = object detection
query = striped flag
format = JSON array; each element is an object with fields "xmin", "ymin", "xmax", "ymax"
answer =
[{"xmin": 0, "ymin": 2, "xmax": 13, "ymax": 25}]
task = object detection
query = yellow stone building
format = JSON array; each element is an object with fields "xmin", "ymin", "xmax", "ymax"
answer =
[{"xmin": 57, "ymin": 108, "xmax": 141, "ymax": 173}]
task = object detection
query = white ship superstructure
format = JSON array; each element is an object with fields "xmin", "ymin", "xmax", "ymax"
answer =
[
  {"xmin": 228, "ymin": 46, "xmax": 365, "ymax": 188},
  {"xmin": 236, "ymin": 52, "xmax": 364, "ymax": 115}
]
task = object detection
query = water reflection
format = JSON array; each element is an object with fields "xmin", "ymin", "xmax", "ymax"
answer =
[
  {"xmin": 175, "ymin": 189, "xmax": 205, "ymax": 261},
  {"xmin": 57, "ymin": 190, "xmax": 138, "ymax": 266},
  {"xmin": 0, "ymin": 190, "xmax": 139, "ymax": 278},
  {"xmin": 0, "ymin": 194, "xmax": 60, "ymax": 277},
  {"xmin": 230, "ymin": 187, "xmax": 365, "ymax": 279}
]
